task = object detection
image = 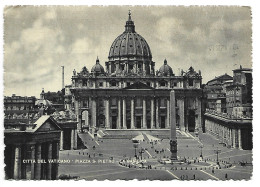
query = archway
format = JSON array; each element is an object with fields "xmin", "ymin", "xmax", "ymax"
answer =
[
  {"xmin": 188, "ymin": 110, "xmax": 196, "ymax": 132},
  {"xmin": 97, "ymin": 114, "xmax": 105, "ymax": 128},
  {"xmin": 136, "ymin": 116, "xmax": 141, "ymax": 129}
]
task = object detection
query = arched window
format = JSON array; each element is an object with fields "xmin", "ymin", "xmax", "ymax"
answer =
[{"xmin": 111, "ymin": 80, "xmax": 117, "ymax": 87}]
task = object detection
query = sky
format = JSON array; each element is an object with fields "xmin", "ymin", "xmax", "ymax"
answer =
[{"xmin": 3, "ymin": 6, "xmax": 252, "ymax": 97}]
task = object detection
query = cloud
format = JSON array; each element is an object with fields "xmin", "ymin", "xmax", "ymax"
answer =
[{"xmin": 4, "ymin": 6, "xmax": 252, "ymax": 97}]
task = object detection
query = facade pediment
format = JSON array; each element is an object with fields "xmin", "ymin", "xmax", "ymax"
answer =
[{"xmin": 28, "ymin": 115, "xmax": 61, "ymax": 133}]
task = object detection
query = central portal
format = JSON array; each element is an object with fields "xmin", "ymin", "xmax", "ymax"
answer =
[
  {"xmin": 188, "ymin": 110, "xmax": 196, "ymax": 132},
  {"xmin": 136, "ymin": 116, "xmax": 141, "ymax": 129},
  {"xmin": 161, "ymin": 116, "xmax": 166, "ymax": 129},
  {"xmin": 112, "ymin": 116, "xmax": 117, "ymax": 129}
]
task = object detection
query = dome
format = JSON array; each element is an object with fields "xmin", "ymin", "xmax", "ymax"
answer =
[
  {"xmin": 158, "ymin": 59, "xmax": 173, "ymax": 76},
  {"xmin": 108, "ymin": 11, "xmax": 152, "ymax": 60},
  {"xmin": 91, "ymin": 57, "xmax": 105, "ymax": 74}
]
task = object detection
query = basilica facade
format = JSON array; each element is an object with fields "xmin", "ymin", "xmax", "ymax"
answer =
[{"xmin": 65, "ymin": 12, "xmax": 203, "ymax": 133}]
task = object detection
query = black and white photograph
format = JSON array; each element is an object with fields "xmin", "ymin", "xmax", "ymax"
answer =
[{"xmin": 2, "ymin": 5, "xmax": 255, "ymax": 181}]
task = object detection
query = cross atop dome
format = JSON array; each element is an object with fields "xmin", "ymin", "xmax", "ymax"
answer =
[
  {"xmin": 128, "ymin": 10, "xmax": 132, "ymax": 21},
  {"xmin": 125, "ymin": 10, "xmax": 135, "ymax": 33}
]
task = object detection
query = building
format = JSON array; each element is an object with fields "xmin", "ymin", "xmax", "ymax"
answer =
[
  {"xmin": 67, "ymin": 12, "xmax": 203, "ymax": 133},
  {"xmin": 4, "ymin": 94, "xmax": 37, "ymax": 123},
  {"xmin": 226, "ymin": 66, "xmax": 252, "ymax": 118},
  {"xmin": 52, "ymin": 110, "xmax": 79, "ymax": 150},
  {"xmin": 204, "ymin": 74, "xmax": 233, "ymax": 113},
  {"xmin": 42, "ymin": 89, "xmax": 65, "ymax": 111},
  {"xmin": 4, "ymin": 115, "xmax": 61, "ymax": 180},
  {"xmin": 204, "ymin": 66, "xmax": 252, "ymax": 150}
]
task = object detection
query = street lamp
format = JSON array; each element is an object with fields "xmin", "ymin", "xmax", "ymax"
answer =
[
  {"xmin": 199, "ymin": 144, "xmax": 204, "ymax": 159},
  {"xmin": 214, "ymin": 147, "xmax": 221, "ymax": 165},
  {"xmin": 132, "ymin": 140, "xmax": 139, "ymax": 159},
  {"xmin": 139, "ymin": 148, "xmax": 145, "ymax": 160}
]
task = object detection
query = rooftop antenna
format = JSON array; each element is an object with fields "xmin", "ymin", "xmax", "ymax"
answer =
[{"xmin": 61, "ymin": 66, "xmax": 64, "ymax": 89}]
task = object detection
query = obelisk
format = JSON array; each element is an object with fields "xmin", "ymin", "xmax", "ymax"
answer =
[{"xmin": 170, "ymin": 90, "xmax": 178, "ymax": 160}]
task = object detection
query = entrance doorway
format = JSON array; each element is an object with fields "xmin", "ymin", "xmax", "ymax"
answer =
[
  {"xmin": 161, "ymin": 116, "xmax": 166, "ymax": 129},
  {"xmin": 136, "ymin": 116, "xmax": 141, "ymax": 129},
  {"xmin": 98, "ymin": 114, "xmax": 105, "ymax": 128},
  {"xmin": 147, "ymin": 119, "xmax": 151, "ymax": 129},
  {"xmin": 112, "ymin": 116, "xmax": 117, "ymax": 129},
  {"xmin": 188, "ymin": 110, "xmax": 196, "ymax": 132},
  {"xmin": 127, "ymin": 119, "xmax": 131, "ymax": 129}
]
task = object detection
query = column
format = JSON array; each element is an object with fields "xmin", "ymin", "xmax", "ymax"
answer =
[
  {"xmin": 85, "ymin": 110, "xmax": 89, "ymax": 127},
  {"xmin": 13, "ymin": 145, "xmax": 21, "ymax": 179},
  {"xmin": 71, "ymin": 129, "xmax": 75, "ymax": 150},
  {"xmin": 75, "ymin": 100, "xmax": 79, "ymax": 129},
  {"xmin": 122, "ymin": 97, "xmax": 127, "ymax": 129},
  {"xmin": 60, "ymin": 131, "xmax": 64, "ymax": 150},
  {"xmin": 105, "ymin": 98, "xmax": 110, "ymax": 129},
  {"xmin": 117, "ymin": 98, "xmax": 121, "ymax": 129},
  {"xmin": 238, "ymin": 129, "xmax": 242, "ymax": 150},
  {"xmin": 30, "ymin": 145, "xmax": 35, "ymax": 180},
  {"xmin": 55, "ymin": 142, "xmax": 60, "ymax": 180},
  {"xmin": 35, "ymin": 144, "xmax": 41, "ymax": 180},
  {"xmin": 47, "ymin": 143, "xmax": 52, "ymax": 180},
  {"xmin": 179, "ymin": 98, "xmax": 185, "ymax": 131},
  {"xmin": 92, "ymin": 97, "xmax": 97, "ymax": 128},
  {"xmin": 232, "ymin": 128, "xmax": 236, "ymax": 148},
  {"xmin": 142, "ymin": 98, "xmax": 147, "ymax": 129},
  {"xmin": 166, "ymin": 98, "xmax": 170, "ymax": 129},
  {"xmin": 151, "ymin": 98, "xmax": 155, "ymax": 128},
  {"xmin": 78, "ymin": 113, "xmax": 82, "ymax": 132},
  {"xmin": 229, "ymin": 128, "xmax": 232, "ymax": 147},
  {"xmin": 196, "ymin": 97, "xmax": 202, "ymax": 132},
  {"xmin": 156, "ymin": 98, "xmax": 159, "ymax": 129},
  {"xmin": 131, "ymin": 97, "xmax": 135, "ymax": 129},
  {"xmin": 109, "ymin": 63, "xmax": 112, "ymax": 74},
  {"xmin": 74, "ymin": 130, "xmax": 78, "ymax": 149}
]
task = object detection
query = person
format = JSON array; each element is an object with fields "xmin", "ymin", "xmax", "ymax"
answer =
[
  {"xmin": 193, "ymin": 174, "xmax": 196, "ymax": 180},
  {"xmin": 225, "ymin": 173, "xmax": 228, "ymax": 179}
]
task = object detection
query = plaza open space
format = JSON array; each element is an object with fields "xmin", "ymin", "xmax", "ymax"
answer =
[{"xmin": 58, "ymin": 130, "xmax": 252, "ymax": 180}]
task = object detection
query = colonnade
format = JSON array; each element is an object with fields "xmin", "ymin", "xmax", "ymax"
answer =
[
  {"xmin": 88, "ymin": 96, "xmax": 171, "ymax": 129},
  {"xmin": 107, "ymin": 61, "xmax": 154, "ymax": 75},
  {"xmin": 205, "ymin": 119, "xmax": 242, "ymax": 149},
  {"xmin": 60, "ymin": 128, "xmax": 77, "ymax": 150},
  {"xmin": 7, "ymin": 141, "xmax": 59, "ymax": 180}
]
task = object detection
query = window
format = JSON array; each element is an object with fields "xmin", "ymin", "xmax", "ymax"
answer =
[
  {"xmin": 174, "ymin": 82, "xmax": 177, "ymax": 87},
  {"xmin": 111, "ymin": 81, "xmax": 117, "ymax": 87},
  {"xmin": 112, "ymin": 98, "xmax": 117, "ymax": 107},
  {"xmin": 160, "ymin": 81, "xmax": 166, "ymax": 87},
  {"xmin": 189, "ymin": 79, "xmax": 193, "ymax": 86},
  {"xmin": 83, "ymin": 100, "xmax": 88, "ymax": 107},
  {"xmin": 99, "ymin": 99, "xmax": 104, "ymax": 107},
  {"xmin": 127, "ymin": 82, "xmax": 131, "ymax": 87},
  {"xmin": 136, "ymin": 98, "xmax": 142, "ymax": 107},
  {"xmin": 99, "ymin": 82, "xmax": 103, "ymax": 87},
  {"xmin": 146, "ymin": 82, "xmax": 151, "ymax": 86},
  {"xmin": 160, "ymin": 98, "xmax": 167, "ymax": 107}
]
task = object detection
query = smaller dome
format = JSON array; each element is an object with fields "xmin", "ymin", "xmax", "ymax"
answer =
[
  {"xmin": 91, "ymin": 57, "xmax": 105, "ymax": 74},
  {"xmin": 158, "ymin": 59, "xmax": 173, "ymax": 76}
]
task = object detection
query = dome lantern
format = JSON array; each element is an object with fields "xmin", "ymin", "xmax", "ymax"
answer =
[
  {"xmin": 91, "ymin": 56, "xmax": 105, "ymax": 74},
  {"xmin": 158, "ymin": 59, "xmax": 174, "ymax": 77}
]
